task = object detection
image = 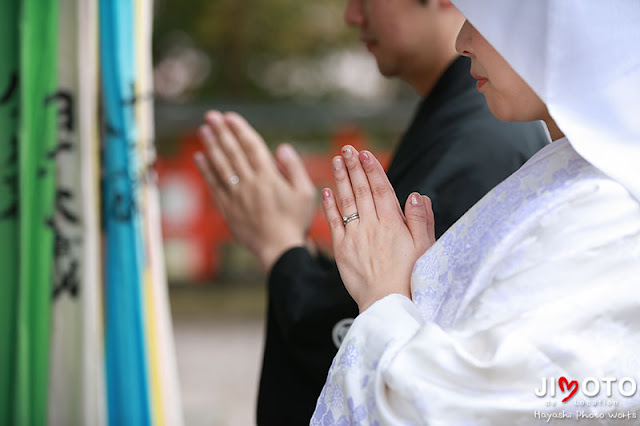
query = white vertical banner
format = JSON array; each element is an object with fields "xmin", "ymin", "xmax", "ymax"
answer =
[
  {"xmin": 48, "ymin": 0, "xmax": 106, "ymax": 424},
  {"xmin": 135, "ymin": 0, "xmax": 184, "ymax": 424},
  {"xmin": 78, "ymin": 0, "xmax": 107, "ymax": 423}
]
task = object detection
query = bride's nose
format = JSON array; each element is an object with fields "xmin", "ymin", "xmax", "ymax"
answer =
[{"xmin": 455, "ymin": 20, "xmax": 474, "ymax": 57}]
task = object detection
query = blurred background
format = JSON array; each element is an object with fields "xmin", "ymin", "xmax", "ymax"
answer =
[{"xmin": 152, "ymin": 0, "xmax": 418, "ymax": 424}]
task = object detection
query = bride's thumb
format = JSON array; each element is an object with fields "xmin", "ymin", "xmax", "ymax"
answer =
[
  {"xmin": 405, "ymin": 193, "xmax": 434, "ymax": 250},
  {"xmin": 404, "ymin": 192, "xmax": 429, "ymax": 244}
]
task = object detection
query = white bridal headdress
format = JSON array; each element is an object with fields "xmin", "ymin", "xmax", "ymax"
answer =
[{"xmin": 451, "ymin": 0, "xmax": 640, "ymax": 201}]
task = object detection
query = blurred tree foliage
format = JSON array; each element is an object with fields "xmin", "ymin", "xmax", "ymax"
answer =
[{"xmin": 153, "ymin": 0, "xmax": 355, "ymax": 99}]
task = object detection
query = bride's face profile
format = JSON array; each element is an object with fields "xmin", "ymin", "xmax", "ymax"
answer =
[{"xmin": 455, "ymin": 20, "xmax": 552, "ymax": 126}]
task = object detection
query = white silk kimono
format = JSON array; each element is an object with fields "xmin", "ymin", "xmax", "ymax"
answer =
[{"xmin": 311, "ymin": 138, "xmax": 640, "ymax": 425}]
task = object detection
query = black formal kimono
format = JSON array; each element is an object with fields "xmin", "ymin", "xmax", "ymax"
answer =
[{"xmin": 256, "ymin": 56, "xmax": 549, "ymax": 425}]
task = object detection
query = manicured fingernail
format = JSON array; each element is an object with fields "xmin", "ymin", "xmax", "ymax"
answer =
[
  {"xmin": 322, "ymin": 188, "xmax": 331, "ymax": 199},
  {"xmin": 279, "ymin": 144, "xmax": 294, "ymax": 159},
  {"xmin": 207, "ymin": 111, "xmax": 222, "ymax": 124},
  {"xmin": 360, "ymin": 151, "xmax": 371, "ymax": 165},
  {"xmin": 199, "ymin": 125, "xmax": 212, "ymax": 141},
  {"xmin": 332, "ymin": 156, "xmax": 344, "ymax": 171},
  {"xmin": 223, "ymin": 113, "xmax": 236, "ymax": 125},
  {"xmin": 411, "ymin": 194, "xmax": 422, "ymax": 206},
  {"xmin": 341, "ymin": 146, "xmax": 352, "ymax": 159}
]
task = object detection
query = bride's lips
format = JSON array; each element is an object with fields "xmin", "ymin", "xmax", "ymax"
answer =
[
  {"xmin": 471, "ymin": 73, "xmax": 488, "ymax": 90},
  {"xmin": 476, "ymin": 79, "xmax": 488, "ymax": 90}
]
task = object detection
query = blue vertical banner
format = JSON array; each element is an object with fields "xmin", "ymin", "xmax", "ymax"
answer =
[{"xmin": 99, "ymin": 0, "xmax": 151, "ymax": 425}]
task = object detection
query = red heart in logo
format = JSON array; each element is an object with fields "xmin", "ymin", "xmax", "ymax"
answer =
[{"xmin": 558, "ymin": 376, "xmax": 578, "ymax": 402}]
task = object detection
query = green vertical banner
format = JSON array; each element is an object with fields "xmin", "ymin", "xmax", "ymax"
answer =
[
  {"xmin": 16, "ymin": 0, "xmax": 59, "ymax": 423},
  {"xmin": 0, "ymin": 0, "xmax": 20, "ymax": 424}
]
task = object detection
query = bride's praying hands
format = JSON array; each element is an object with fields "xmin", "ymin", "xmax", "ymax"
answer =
[{"xmin": 321, "ymin": 145, "xmax": 436, "ymax": 313}]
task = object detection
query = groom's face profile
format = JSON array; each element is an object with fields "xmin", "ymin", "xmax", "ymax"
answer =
[{"xmin": 343, "ymin": 0, "xmax": 453, "ymax": 80}]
